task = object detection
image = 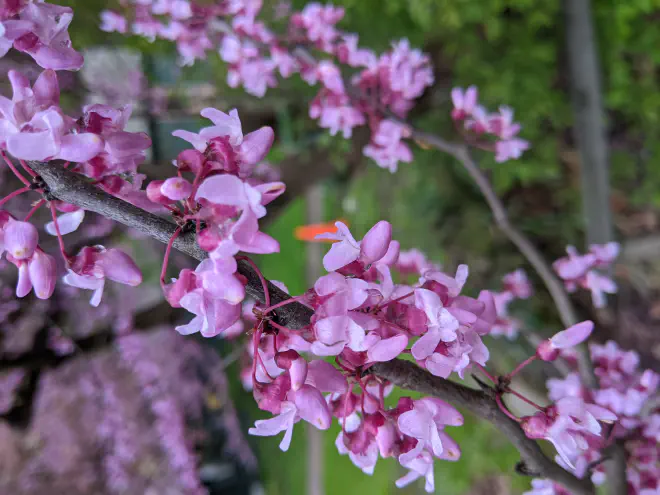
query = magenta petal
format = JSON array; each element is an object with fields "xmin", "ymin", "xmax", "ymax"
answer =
[
  {"xmin": 367, "ymin": 334, "xmax": 408, "ymax": 362},
  {"xmin": 161, "ymin": 177, "xmax": 192, "ymax": 201},
  {"xmin": 57, "ymin": 133, "xmax": 104, "ymax": 162},
  {"xmin": 172, "ymin": 129, "xmax": 207, "ymax": 152},
  {"xmin": 550, "ymin": 320, "xmax": 594, "ymax": 349},
  {"xmin": 323, "ymin": 239, "xmax": 360, "ymax": 272},
  {"xmin": 411, "ymin": 327, "xmax": 441, "ymax": 361},
  {"xmin": 45, "ymin": 209, "xmax": 84, "ymax": 236},
  {"xmin": 32, "ymin": 69, "xmax": 60, "ymax": 107},
  {"xmin": 292, "ymin": 385, "xmax": 332, "ymax": 430},
  {"xmin": 360, "ymin": 221, "xmax": 392, "ymax": 266},
  {"xmin": 7, "ymin": 130, "xmax": 58, "ymax": 161},
  {"xmin": 105, "ymin": 131, "xmax": 151, "ymax": 157},
  {"xmin": 196, "ymin": 174, "xmax": 246, "ymax": 205},
  {"xmin": 16, "ymin": 263, "xmax": 32, "ymax": 298},
  {"xmin": 28, "ymin": 250, "xmax": 56, "ymax": 299},
  {"xmin": 305, "ymin": 360, "xmax": 347, "ymax": 393},
  {"xmin": 97, "ymin": 249, "xmax": 142, "ymax": 286},
  {"xmin": 254, "ymin": 181, "xmax": 285, "ymax": 205},
  {"xmin": 288, "ymin": 357, "xmax": 308, "ymax": 391},
  {"xmin": 239, "ymin": 126, "xmax": 274, "ymax": 165},
  {"xmin": 4, "ymin": 219, "xmax": 38, "ymax": 260}
]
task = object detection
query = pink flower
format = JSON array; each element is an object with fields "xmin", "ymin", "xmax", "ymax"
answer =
[
  {"xmin": 502, "ymin": 268, "xmax": 533, "ymax": 299},
  {"xmin": 553, "ymin": 245, "xmax": 596, "ymax": 282},
  {"xmin": 316, "ymin": 221, "xmax": 392, "ymax": 272},
  {"xmin": 100, "ymin": 10, "xmax": 128, "ymax": 33},
  {"xmin": 451, "ymin": 86, "xmax": 478, "ymax": 121},
  {"xmin": 589, "ymin": 242, "xmax": 620, "ymax": 266},
  {"xmin": 248, "ymin": 401, "xmax": 297, "ymax": 451},
  {"xmin": 584, "ymin": 271, "xmax": 617, "ymax": 309},
  {"xmin": 12, "ymin": 2, "xmax": 84, "ymax": 70},
  {"xmin": 363, "ymin": 120, "xmax": 413, "ymax": 172},
  {"xmin": 160, "ymin": 177, "xmax": 192, "ymax": 201},
  {"xmin": 175, "ymin": 288, "xmax": 242, "ymax": 337},
  {"xmin": 45, "ymin": 209, "xmax": 85, "ymax": 236},
  {"xmin": 495, "ymin": 138, "xmax": 530, "ymax": 162},
  {"xmin": 63, "ymin": 246, "xmax": 142, "ymax": 306},
  {"xmin": 397, "ymin": 398, "xmax": 463, "ymax": 462},
  {"xmin": 3, "ymin": 218, "xmax": 38, "ymax": 260},
  {"xmin": 537, "ymin": 321, "xmax": 595, "ymax": 361},
  {"xmin": 395, "ymin": 451, "xmax": 436, "ymax": 493},
  {"xmin": 411, "ymin": 288, "xmax": 459, "ymax": 359}
]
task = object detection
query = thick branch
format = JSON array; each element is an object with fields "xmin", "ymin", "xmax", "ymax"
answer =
[
  {"xmin": 26, "ymin": 160, "xmax": 591, "ymax": 494},
  {"xmin": 28, "ymin": 160, "xmax": 313, "ymax": 329},
  {"xmin": 372, "ymin": 360, "xmax": 594, "ymax": 495}
]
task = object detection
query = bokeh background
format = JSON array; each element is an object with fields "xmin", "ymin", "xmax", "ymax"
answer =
[{"xmin": 1, "ymin": 1, "xmax": 659, "ymax": 494}]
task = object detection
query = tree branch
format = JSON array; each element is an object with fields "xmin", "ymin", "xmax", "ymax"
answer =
[
  {"xmin": 25, "ymin": 160, "xmax": 592, "ymax": 494},
  {"xmin": 371, "ymin": 360, "xmax": 594, "ymax": 495},
  {"xmin": 408, "ymin": 133, "xmax": 599, "ymax": 389},
  {"xmin": 28, "ymin": 161, "xmax": 313, "ymax": 330}
]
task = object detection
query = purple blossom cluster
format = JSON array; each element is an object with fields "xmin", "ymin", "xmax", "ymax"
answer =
[
  {"xmin": 553, "ymin": 242, "xmax": 619, "ymax": 308},
  {"xmin": 223, "ymin": 220, "xmax": 615, "ymax": 493},
  {"xmin": 451, "ymin": 86, "xmax": 530, "ymax": 162},
  {"xmin": 0, "ymin": 1, "xmax": 83, "ymax": 71},
  {"xmin": 99, "ymin": 0, "xmax": 526, "ymax": 171},
  {"xmin": 525, "ymin": 341, "xmax": 659, "ymax": 495},
  {"xmin": 490, "ymin": 268, "xmax": 533, "ymax": 339}
]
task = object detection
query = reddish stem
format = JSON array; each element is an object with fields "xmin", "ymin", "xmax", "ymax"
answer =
[
  {"xmin": 377, "ymin": 291, "xmax": 414, "ymax": 310},
  {"xmin": 49, "ymin": 202, "xmax": 70, "ymax": 263},
  {"xmin": 474, "ymin": 363, "xmax": 497, "ymax": 383},
  {"xmin": 24, "ymin": 199, "xmax": 45, "ymax": 221},
  {"xmin": 18, "ymin": 159, "xmax": 37, "ymax": 177},
  {"xmin": 237, "ymin": 255, "xmax": 270, "ymax": 308},
  {"xmin": 504, "ymin": 386, "xmax": 545, "ymax": 411},
  {"xmin": 268, "ymin": 320, "xmax": 293, "ymax": 334},
  {"xmin": 160, "ymin": 226, "xmax": 182, "ymax": 284},
  {"xmin": 262, "ymin": 295, "xmax": 306, "ymax": 315},
  {"xmin": 507, "ymin": 355, "xmax": 537, "ymax": 379},
  {"xmin": 495, "ymin": 394, "xmax": 521, "ymax": 422},
  {"xmin": 0, "ymin": 186, "xmax": 30, "ymax": 208},
  {"xmin": 1, "ymin": 151, "xmax": 31, "ymax": 186}
]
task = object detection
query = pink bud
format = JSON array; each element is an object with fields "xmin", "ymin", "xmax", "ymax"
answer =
[
  {"xmin": 28, "ymin": 250, "xmax": 57, "ymax": 299},
  {"xmin": 176, "ymin": 149, "xmax": 205, "ymax": 174},
  {"xmin": 536, "ymin": 340, "xmax": 559, "ymax": 362},
  {"xmin": 239, "ymin": 126, "xmax": 274, "ymax": 165},
  {"xmin": 521, "ymin": 412, "xmax": 552, "ymax": 439},
  {"xmin": 550, "ymin": 320, "xmax": 594, "ymax": 349},
  {"xmin": 161, "ymin": 177, "xmax": 192, "ymax": 201},
  {"xmin": 97, "ymin": 249, "xmax": 142, "ymax": 286},
  {"xmin": 4, "ymin": 219, "xmax": 38, "ymax": 260},
  {"xmin": 147, "ymin": 180, "xmax": 174, "ymax": 205},
  {"xmin": 360, "ymin": 221, "xmax": 392, "ymax": 266},
  {"xmin": 292, "ymin": 385, "xmax": 332, "ymax": 430},
  {"xmin": 164, "ymin": 268, "xmax": 197, "ymax": 307}
]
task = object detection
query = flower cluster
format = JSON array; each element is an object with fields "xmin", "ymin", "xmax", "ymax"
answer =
[
  {"xmin": 490, "ymin": 268, "xmax": 533, "ymax": 339},
  {"xmin": 0, "ymin": 68, "xmax": 151, "ymax": 304},
  {"xmin": 451, "ymin": 86, "xmax": 530, "ymax": 162},
  {"xmin": 160, "ymin": 107, "xmax": 285, "ymax": 337},
  {"xmin": 553, "ymin": 242, "xmax": 619, "ymax": 308},
  {"xmin": 0, "ymin": 1, "xmax": 83, "ymax": 70},
  {"xmin": 525, "ymin": 341, "xmax": 659, "ymax": 495},
  {"xmin": 100, "ymin": 1, "xmax": 526, "ymax": 172}
]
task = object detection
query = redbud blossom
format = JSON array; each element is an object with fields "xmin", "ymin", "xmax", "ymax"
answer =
[{"xmin": 537, "ymin": 321, "xmax": 594, "ymax": 362}]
